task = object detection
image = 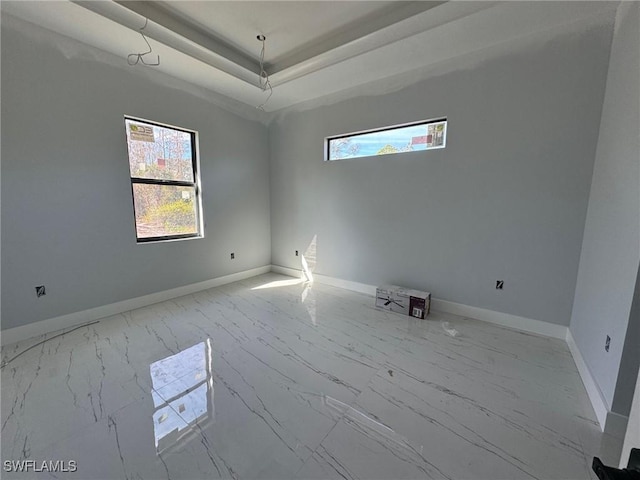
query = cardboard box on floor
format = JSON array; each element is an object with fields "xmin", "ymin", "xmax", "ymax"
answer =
[{"xmin": 375, "ymin": 285, "xmax": 431, "ymax": 319}]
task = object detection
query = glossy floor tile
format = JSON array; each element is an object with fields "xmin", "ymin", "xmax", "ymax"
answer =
[{"xmin": 1, "ymin": 273, "xmax": 612, "ymax": 479}]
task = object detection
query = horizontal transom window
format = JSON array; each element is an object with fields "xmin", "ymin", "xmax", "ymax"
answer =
[{"xmin": 326, "ymin": 118, "xmax": 447, "ymax": 161}]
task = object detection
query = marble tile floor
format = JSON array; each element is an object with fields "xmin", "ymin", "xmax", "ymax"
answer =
[{"xmin": 0, "ymin": 273, "xmax": 620, "ymax": 479}]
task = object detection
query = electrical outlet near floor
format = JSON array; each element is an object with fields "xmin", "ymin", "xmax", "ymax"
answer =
[
  {"xmin": 605, "ymin": 335, "xmax": 611, "ymax": 352},
  {"xmin": 230, "ymin": 253, "xmax": 235, "ymax": 260},
  {"xmin": 295, "ymin": 250, "xmax": 299, "ymax": 256}
]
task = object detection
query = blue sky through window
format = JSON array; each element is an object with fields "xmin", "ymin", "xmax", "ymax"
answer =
[{"xmin": 328, "ymin": 120, "xmax": 446, "ymax": 160}]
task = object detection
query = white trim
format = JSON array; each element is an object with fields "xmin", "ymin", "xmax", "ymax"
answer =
[
  {"xmin": 271, "ymin": 265, "xmax": 376, "ymax": 296},
  {"xmin": 270, "ymin": 265, "xmax": 305, "ymax": 279},
  {"xmin": 1, "ymin": 265, "xmax": 271, "ymax": 346},
  {"xmin": 431, "ymin": 299, "xmax": 567, "ymax": 340},
  {"xmin": 566, "ymin": 329, "xmax": 608, "ymax": 431},
  {"xmin": 312, "ymin": 273, "xmax": 377, "ymax": 296},
  {"xmin": 272, "ymin": 267, "xmax": 566, "ymax": 339}
]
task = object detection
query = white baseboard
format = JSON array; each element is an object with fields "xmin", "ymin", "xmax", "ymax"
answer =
[
  {"xmin": 566, "ymin": 329, "xmax": 608, "ymax": 431},
  {"xmin": 271, "ymin": 265, "xmax": 305, "ymax": 279},
  {"xmin": 271, "ymin": 266, "xmax": 567, "ymax": 339},
  {"xmin": 431, "ymin": 298, "xmax": 568, "ymax": 340},
  {"xmin": 1, "ymin": 265, "xmax": 271, "ymax": 346},
  {"xmin": 312, "ymin": 273, "xmax": 378, "ymax": 296},
  {"xmin": 271, "ymin": 265, "xmax": 376, "ymax": 296}
]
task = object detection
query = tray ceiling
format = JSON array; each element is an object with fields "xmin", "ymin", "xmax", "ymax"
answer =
[{"xmin": 1, "ymin": 1, "xmax": 619, "ymax": 114}]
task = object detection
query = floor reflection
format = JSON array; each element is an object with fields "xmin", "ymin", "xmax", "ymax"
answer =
[
  {"xmin": 322, "ymin": 395, "xmax": 422, "ymax": 456},
  {"xmin": 251, "ymin": 278, "xmax": 304, "ymax": 290},
  {"xmin": 150, "ymin": 339, "xmax": 214, "ymax": 453},
  {"xmin": 301, "ymin": 282, "xmax": 317, "ymax": 326}
]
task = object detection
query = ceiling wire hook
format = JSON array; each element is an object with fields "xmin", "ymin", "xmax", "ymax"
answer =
[
  {"xmin": 128, "ymin": 17, "xmax": 160, "ymax": 67},
  {"xmin": 256, "ymin": 34, "xmax": 273, "ymax": 111}
]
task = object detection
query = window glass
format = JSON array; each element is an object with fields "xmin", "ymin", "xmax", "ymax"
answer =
[
  {"xmin": 126, "ymin": 120, "xmax": 194, "ymax": 182},
  {"xmin": 124, "ymin": 117, "xmax": 202, "ymax": 242},
  {"xmin": 327, "ymin": 119, "xmax": 447, "ymax": 161}
]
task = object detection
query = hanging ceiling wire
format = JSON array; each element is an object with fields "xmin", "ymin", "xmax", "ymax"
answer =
[
  {"xmin": 256, "ymin": 34, "xmax": 273, "ymax": 111},
  {"xmin": 128, "ymin": 17, "xmax": 160, "ymax": 67}
]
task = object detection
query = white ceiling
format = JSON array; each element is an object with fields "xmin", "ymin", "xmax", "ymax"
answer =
[
  {"xmin": 157, "ymin": 1, "xmax": 403, "ymax": 61},
  {"xmin": 1, "ymin": 1, "xmax": 619, "ymax": 114}
]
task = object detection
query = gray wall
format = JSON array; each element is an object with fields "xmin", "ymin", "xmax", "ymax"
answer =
[
  {"xmin": 621, "ymin": 366, "xmax": 640, "ymax": 468},
  {"xmin": 1, "ymin": 17, "xmax": 271, "ymax": 330},
  {"xmin": 269, "ymin": 22, "xmax": 613, "ymax": 326},
  {"xmin": 612, "ymin": 263, "xmax": 640, "ymax": 417},
  {"xmin": 570, "ymin": 3, "xmax": 640, "ymax": 412}
]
